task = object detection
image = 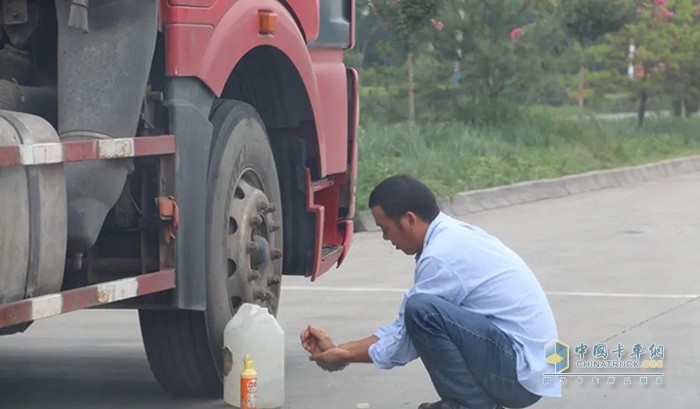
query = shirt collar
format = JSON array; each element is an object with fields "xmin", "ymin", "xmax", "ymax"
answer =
[{"xmin": 415, "ymin": 212, "xmax": 448, "ymax": 261}]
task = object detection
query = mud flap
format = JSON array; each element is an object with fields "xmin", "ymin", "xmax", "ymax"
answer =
[{"xmin": 164, "ymin": 78, "xmax": 214, "ymax": 310}]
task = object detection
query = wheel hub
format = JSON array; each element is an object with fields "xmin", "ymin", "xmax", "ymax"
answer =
[{"xmin": 226, "ymin": 177, "xmax": 281, "ymax": 313}]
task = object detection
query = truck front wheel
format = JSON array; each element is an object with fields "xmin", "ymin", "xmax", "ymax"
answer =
[{"xmin": 139, "ymin": 101, "xmax": 284, "ymax": 397}]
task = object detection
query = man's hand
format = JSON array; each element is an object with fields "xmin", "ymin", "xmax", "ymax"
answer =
[
  {"xmin": 300, "ymin": 326, "xmax": 378, "ymax": 372},
  {"xmin": 310, "ymin": 347, "xmax": 350, "ymax": 372},
  {"xmin": 300, "ymin": 326, "xmax": 349, "ymax": 372},
  {"xmin": 300, "ymin": 325, "xmax": 336, "ymax": 354}
]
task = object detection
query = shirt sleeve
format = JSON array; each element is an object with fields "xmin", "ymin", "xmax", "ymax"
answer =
[{"xmin": 368, "ymin": 256, "xmax": 467, "ymax": 369}]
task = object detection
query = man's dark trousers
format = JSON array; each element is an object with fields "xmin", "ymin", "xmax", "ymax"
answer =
[{"xmin": 405, "ymin": 293, "xmax": 542, "ymax": 409}]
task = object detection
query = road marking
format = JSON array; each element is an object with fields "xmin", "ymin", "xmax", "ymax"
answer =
[
  {"xmin": 284, "ymin": 286, "xmax": 406, "ymax": 293},
  {"xmin": 546, "ymin": 291, "xmax": 698, "ymax": 299},
  {"xmin": 283, "ymin": 286, "xmax": 699, "ymax": 299}
]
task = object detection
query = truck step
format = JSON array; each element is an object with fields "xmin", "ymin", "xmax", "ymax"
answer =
[{"xmin": 317, "ymin": 245, "xmax": 344, "ymax": 277}]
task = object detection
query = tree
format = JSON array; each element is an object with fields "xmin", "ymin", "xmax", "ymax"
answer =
[
  {"xmin": 591, "ymin": 0, "xmax": 700, "ymax": 126},
  {"xmin": 425, "ymin": 1, "xmax": 565, "ymax": 104},
  {"xmin": 348, "ymin": 1, "xmax": 400, "ymax": 69},
  {"xmin": 562, "ymin": 0, "xmax": 634, "ymax": 111},
  {"xmin": 366, "ymin": 0, "xmax": 440, "ymax": 124},
  {"xmin": 661, "ymin": 0, "xmax": 700, "ymax": 117}
]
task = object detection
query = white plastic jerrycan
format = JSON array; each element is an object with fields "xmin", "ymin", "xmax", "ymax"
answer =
[{"xmin": 223, "ymin": 303, "xmax": 285, "ymax": 408}]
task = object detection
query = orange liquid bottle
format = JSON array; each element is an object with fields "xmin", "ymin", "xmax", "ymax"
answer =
[{"xmin": 240, "ymin": 354, "xmax": 258, "ymax": 409}]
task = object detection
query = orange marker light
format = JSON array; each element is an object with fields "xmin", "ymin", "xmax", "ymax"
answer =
[{"xmin": 258, "ymin": 10, "xmax": 277, "ymax": 35}]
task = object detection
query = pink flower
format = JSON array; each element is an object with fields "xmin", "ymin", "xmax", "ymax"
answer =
[
  {"xmin": 510, "ymin": 27, "xmax": 524, "ymax": 40},
  {"xmin": 660, "ymin": 6, "xmax": 675, "ymax": 18},
  {"xmin": 654, "ymin": 0, "xmax": 667, "ymax": 5},
  {"xmin": 431, "ymin": 18, "xmax": 444, "ymax": 30}
]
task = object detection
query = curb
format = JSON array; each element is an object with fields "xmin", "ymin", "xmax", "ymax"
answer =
[{"xmin": 353, "ymin": 155, "xmax": 700, "ymax": 233}]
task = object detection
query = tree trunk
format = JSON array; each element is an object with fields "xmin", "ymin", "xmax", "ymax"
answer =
[
  {"xmin": 577, "ymin": 64, "xmax": 586, "ymax": 112},
  {"xmin": 407, "ymin": 50, "xmax": 415, "ymax": 124},
  {"xmin": 681, "ymin": 96, "xmax": 687, "ymax": 118},
  {"xmin": 637, "ymin": 90, "xmax": 648, "ymax": 128}
]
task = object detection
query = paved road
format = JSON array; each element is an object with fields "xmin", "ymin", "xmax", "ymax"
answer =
[{"xmin": 1, "ymin": 173, "xmax": 699, "ymax": 409}]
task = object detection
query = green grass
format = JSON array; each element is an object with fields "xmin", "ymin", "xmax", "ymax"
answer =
[{"xmin": 355, "ymin": 113, "xmax": 700, "ymax": 211}]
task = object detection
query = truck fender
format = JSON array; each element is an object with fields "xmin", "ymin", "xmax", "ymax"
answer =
[{"xmin": 164, "ymin": 0, "xmax": 328, "ymax": 174}]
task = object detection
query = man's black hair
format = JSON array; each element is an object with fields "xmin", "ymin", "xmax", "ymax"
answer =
[{"xmin": 368, "ymin": 174, "xmax": 440, "ymax": 223}]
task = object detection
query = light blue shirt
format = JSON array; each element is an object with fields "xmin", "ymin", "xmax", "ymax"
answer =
[{"xmin": 368, "ymin": 212, "xmax": 561, "ymax": 398}]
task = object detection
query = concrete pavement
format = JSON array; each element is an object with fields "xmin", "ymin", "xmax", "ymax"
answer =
[{"xmin": 1, "ymin": 173, "xmax": 698, "ymax": 409}]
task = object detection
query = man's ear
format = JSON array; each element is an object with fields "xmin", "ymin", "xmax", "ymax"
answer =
[{"xmin": 405, "ymin": 211, "xmax": 418, "ymax": 227}]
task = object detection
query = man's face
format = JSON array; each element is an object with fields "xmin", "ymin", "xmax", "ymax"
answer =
[{"xmin": 370, "ymin": 205, "xmax": 421, "ymax": 255}]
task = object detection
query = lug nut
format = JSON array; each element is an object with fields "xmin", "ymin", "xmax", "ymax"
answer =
[
  {"xmin": 257, "ymin": 201, "xmax": 276, "ymax": 214},
  {"xmin": 268, "ymin": 276, "xmax": 281, "ymax": 286},
  {"xmin": 270, "ymin": 249, "xmax": 282, "ymax": 260},
  {"xmin": 254, "ymin": 290, "xmax": 272, "ymax": 301},
  {"xmin": 248, "ymin": 270, "xmax": 261, "ymax": 282},
  {"xmin": 246, "ymin": 242, "xmax": 260, "ymax": 253},
  {"xmin": 250, "ymin": 214, "xmax": 263, "ymax": 225}
]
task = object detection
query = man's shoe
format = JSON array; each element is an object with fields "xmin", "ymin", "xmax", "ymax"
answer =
[
  {"xmin": 417, "ymin": 401, "xmax": 503, "ymax": 409},
  {"xmin": 417, "ymin": 401, "xmax": 466, "ymax": 409}
]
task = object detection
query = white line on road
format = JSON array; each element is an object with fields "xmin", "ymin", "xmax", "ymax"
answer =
[
  {"xmin": 284, "ymin": 286, "xmax": 405, "ymax": 293},
  {"xmin": 283, "ymin": 286, "xmax": 699, "ymax": 299},
  {"xmin": 546, "ymin": 291, "xmax": 698, "ymax": 299}
]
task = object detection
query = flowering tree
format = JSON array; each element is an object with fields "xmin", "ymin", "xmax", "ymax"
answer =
[
  {"xmin": 592, "ymin": 0, "xmax": 700, "ymax": 125},
  {"xmin": 427, "ymin": 0, "xmax": 561, "ymax": 102}
]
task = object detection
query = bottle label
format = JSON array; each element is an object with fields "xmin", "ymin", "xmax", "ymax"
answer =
[{"xmin": 241, "ymin": 378, "xmax": 258, "ymax": 409}]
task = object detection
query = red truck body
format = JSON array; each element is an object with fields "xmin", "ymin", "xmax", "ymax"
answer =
[{"xmin": 0, "ymin": 0, "xmax": 358, "ymax": 397}]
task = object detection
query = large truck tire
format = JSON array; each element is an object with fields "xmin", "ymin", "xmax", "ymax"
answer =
[{"xmin": 139, "ymin": 101, "xmax": 284, "ymax": 397}]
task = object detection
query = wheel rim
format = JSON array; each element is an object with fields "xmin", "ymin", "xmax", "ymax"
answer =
[{"xmin": 225, "ymin": 170, "xmax": 281, "ymax": 315}]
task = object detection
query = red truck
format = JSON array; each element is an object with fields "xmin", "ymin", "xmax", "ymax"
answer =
[{"xmin": 0, "ymin": 0, "xmax": 358, "ymax": 397}]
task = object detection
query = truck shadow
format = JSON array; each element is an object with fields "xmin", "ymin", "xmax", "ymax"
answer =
[{"xmin": 0, "ymin": 353, "xmax": 227, "ymax": 409}]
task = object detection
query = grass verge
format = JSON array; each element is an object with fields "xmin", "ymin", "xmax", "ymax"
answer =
[{"xmin": 355, "ymin": 112, "xmax": 700, "ymax": 211}]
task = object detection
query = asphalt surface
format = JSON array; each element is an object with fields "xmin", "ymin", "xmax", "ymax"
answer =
[{"xmin": 1, "ymin": 173, "xmax": 698, "ymax": 409}]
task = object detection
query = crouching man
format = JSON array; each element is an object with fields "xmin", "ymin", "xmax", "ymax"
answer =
[{"xmin": 300, "ymin": 175, "xmax": 561, "ymax": 409}]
